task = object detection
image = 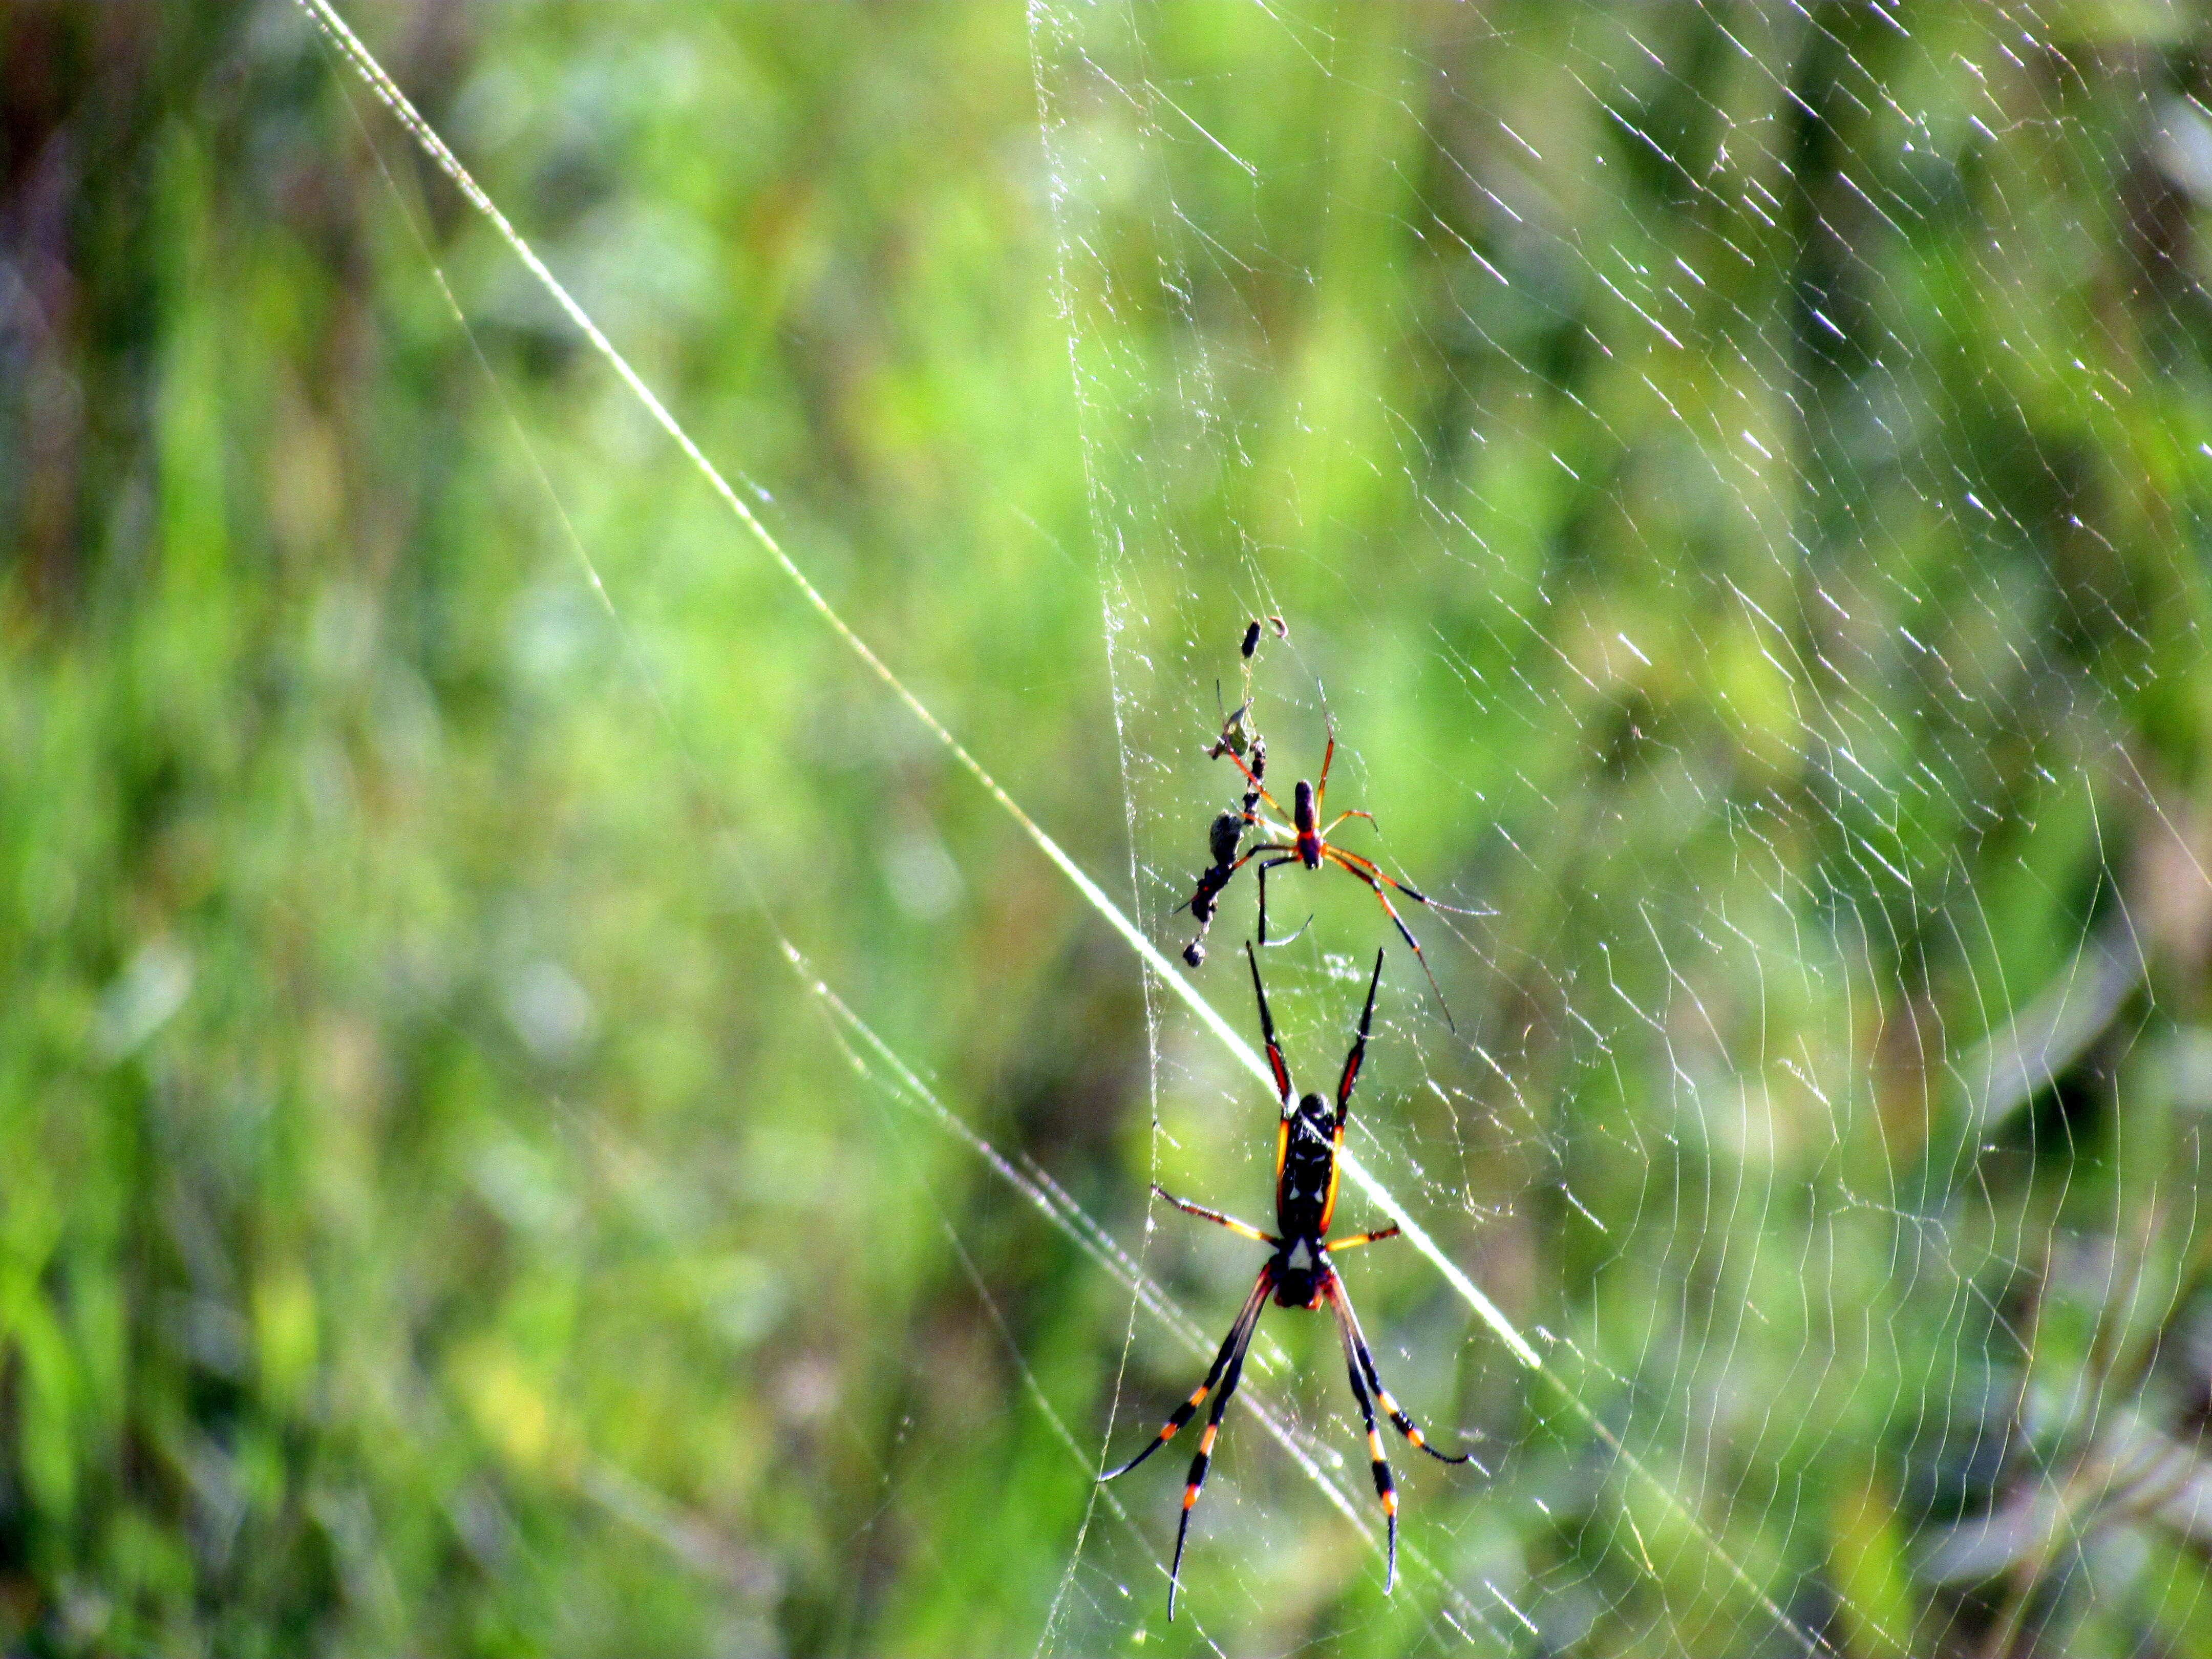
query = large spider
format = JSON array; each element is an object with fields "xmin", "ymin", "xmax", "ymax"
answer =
[
  {"xmin": 1180, "ymin": 728, "xmax": 1473, "ymax": 1028},
  {"xmin": 1102, "ymin": 945, "xmax": 1469, "ymax": 1618}
]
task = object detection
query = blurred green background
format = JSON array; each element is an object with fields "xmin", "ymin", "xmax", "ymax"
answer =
[{"xmin": 13, "ymin": 2, "xmax": 2212, "ymax": 1654}]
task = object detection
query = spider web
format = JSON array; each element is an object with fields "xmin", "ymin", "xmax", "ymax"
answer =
[
  {"xmin": 1026, "ymin": 3, "xmax": 2212, "ymax": 1655},
  {"xmin": 289, "ymin": 2, "xmax": 2212, "ymax": 1655}
]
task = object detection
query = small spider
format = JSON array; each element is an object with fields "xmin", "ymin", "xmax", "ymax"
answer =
[
  {"xmin": 1102, "ymin": 945, "xmax": 1469, "ymax": 1618},
  {"xmin": 1181, "ymin": 728, "xmax": 1474, "ymax": 1028}
]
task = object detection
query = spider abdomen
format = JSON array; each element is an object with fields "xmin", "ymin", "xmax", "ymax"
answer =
[{"xmin": 1292, "ymin": 779, "xmax": 1322, "ymax": 864}]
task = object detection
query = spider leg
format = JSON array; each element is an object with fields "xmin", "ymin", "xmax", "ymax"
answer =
[
  {"xmin": 1216, "ymin": 744, "xmax": 1286, "ymax": 817},
  {"xmin": 1254, "ymin": 854, "xmax": 1300, "ymax": 946},
  {"xmin": 1324, "ymin": 1272, "xmax": 1398, "ymax": 1593},
  {"xmin": 1332, "ymin": 1273, "xmax": 1471, "ymax": 1466},
  {"xmin": 1313, "ymin": 726, "xmax": 1336, "ymax": 816},
  {"xmin": 1152, "ymin": 1184, "xmax": 1277, "ymax": 1245},
  {"xmin": 1167, "ymin": 1279, "xmax": 1267, "ymax": 1621},
  {"xmin": 1324, "ymin": 1226, "xmax": 1400, "ymax": 1250},
  {"xmin": 1243, "ymin": 940, "xmax": 1293, "ymax": 1109},
  {"xmin": 1326, "ymin": 844, "xmax": 1484, "ymax": 916},
  {"xmin": 1320, "ymin": 809, "xmax": 1376, "ymax": 838},
  {"xmin": 1101, "ymin": 1267, "xmax": 1271, "ymax": 1484},
  {"xmin": 1322, "ymin": 847, "xmax": 1455, "ymax": 1032},
  {"xmin": 1335, "ymin": 947, "xmax": 1386, "ymax": 1116}
]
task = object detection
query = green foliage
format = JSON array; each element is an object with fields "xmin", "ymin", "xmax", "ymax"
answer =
[{"xmin": 11, "ymin": 3, "xmax": 2212, "ymax": 1654}]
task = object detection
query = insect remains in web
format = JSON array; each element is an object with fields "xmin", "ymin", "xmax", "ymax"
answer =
[
  {"xmin": 1180, "ymin": 723, "xmax": 1476, "ymax": 1028},
  {"xmin": 1204, "ymin": 615, "xmax": 1286, "ymax": 764},
  {"xmin": 1100, "ymin": 945, "xmax": 1470, "ymax": 1619},
  {"xmin": 1183, "ymin": 616, "xmax": 1292, "ymax": 966},
  {"xmin": 1180, "ymin": 735, "xmax": 1275, "ymax": 967}
]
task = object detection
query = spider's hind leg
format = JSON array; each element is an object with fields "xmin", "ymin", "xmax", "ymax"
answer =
[
  {"xmin": 1332, "ymin": 1277, "xmax": 1472, "ymax": 1467},
  {"xmin": 1325, "ymin": 1275, "xmax": 1399, "ymax": 1593},
  {"xmin": 1325, "ymin": 847, "xmax": 1457, "ymax": 1031},
  {"xmin": 1166, "ymin": 1281, "xmax": 1268, "ymax": 1620},
  {"xmin": 1100, "ymin": 1268, "xmax": 1271, "ymax": 1487}
]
